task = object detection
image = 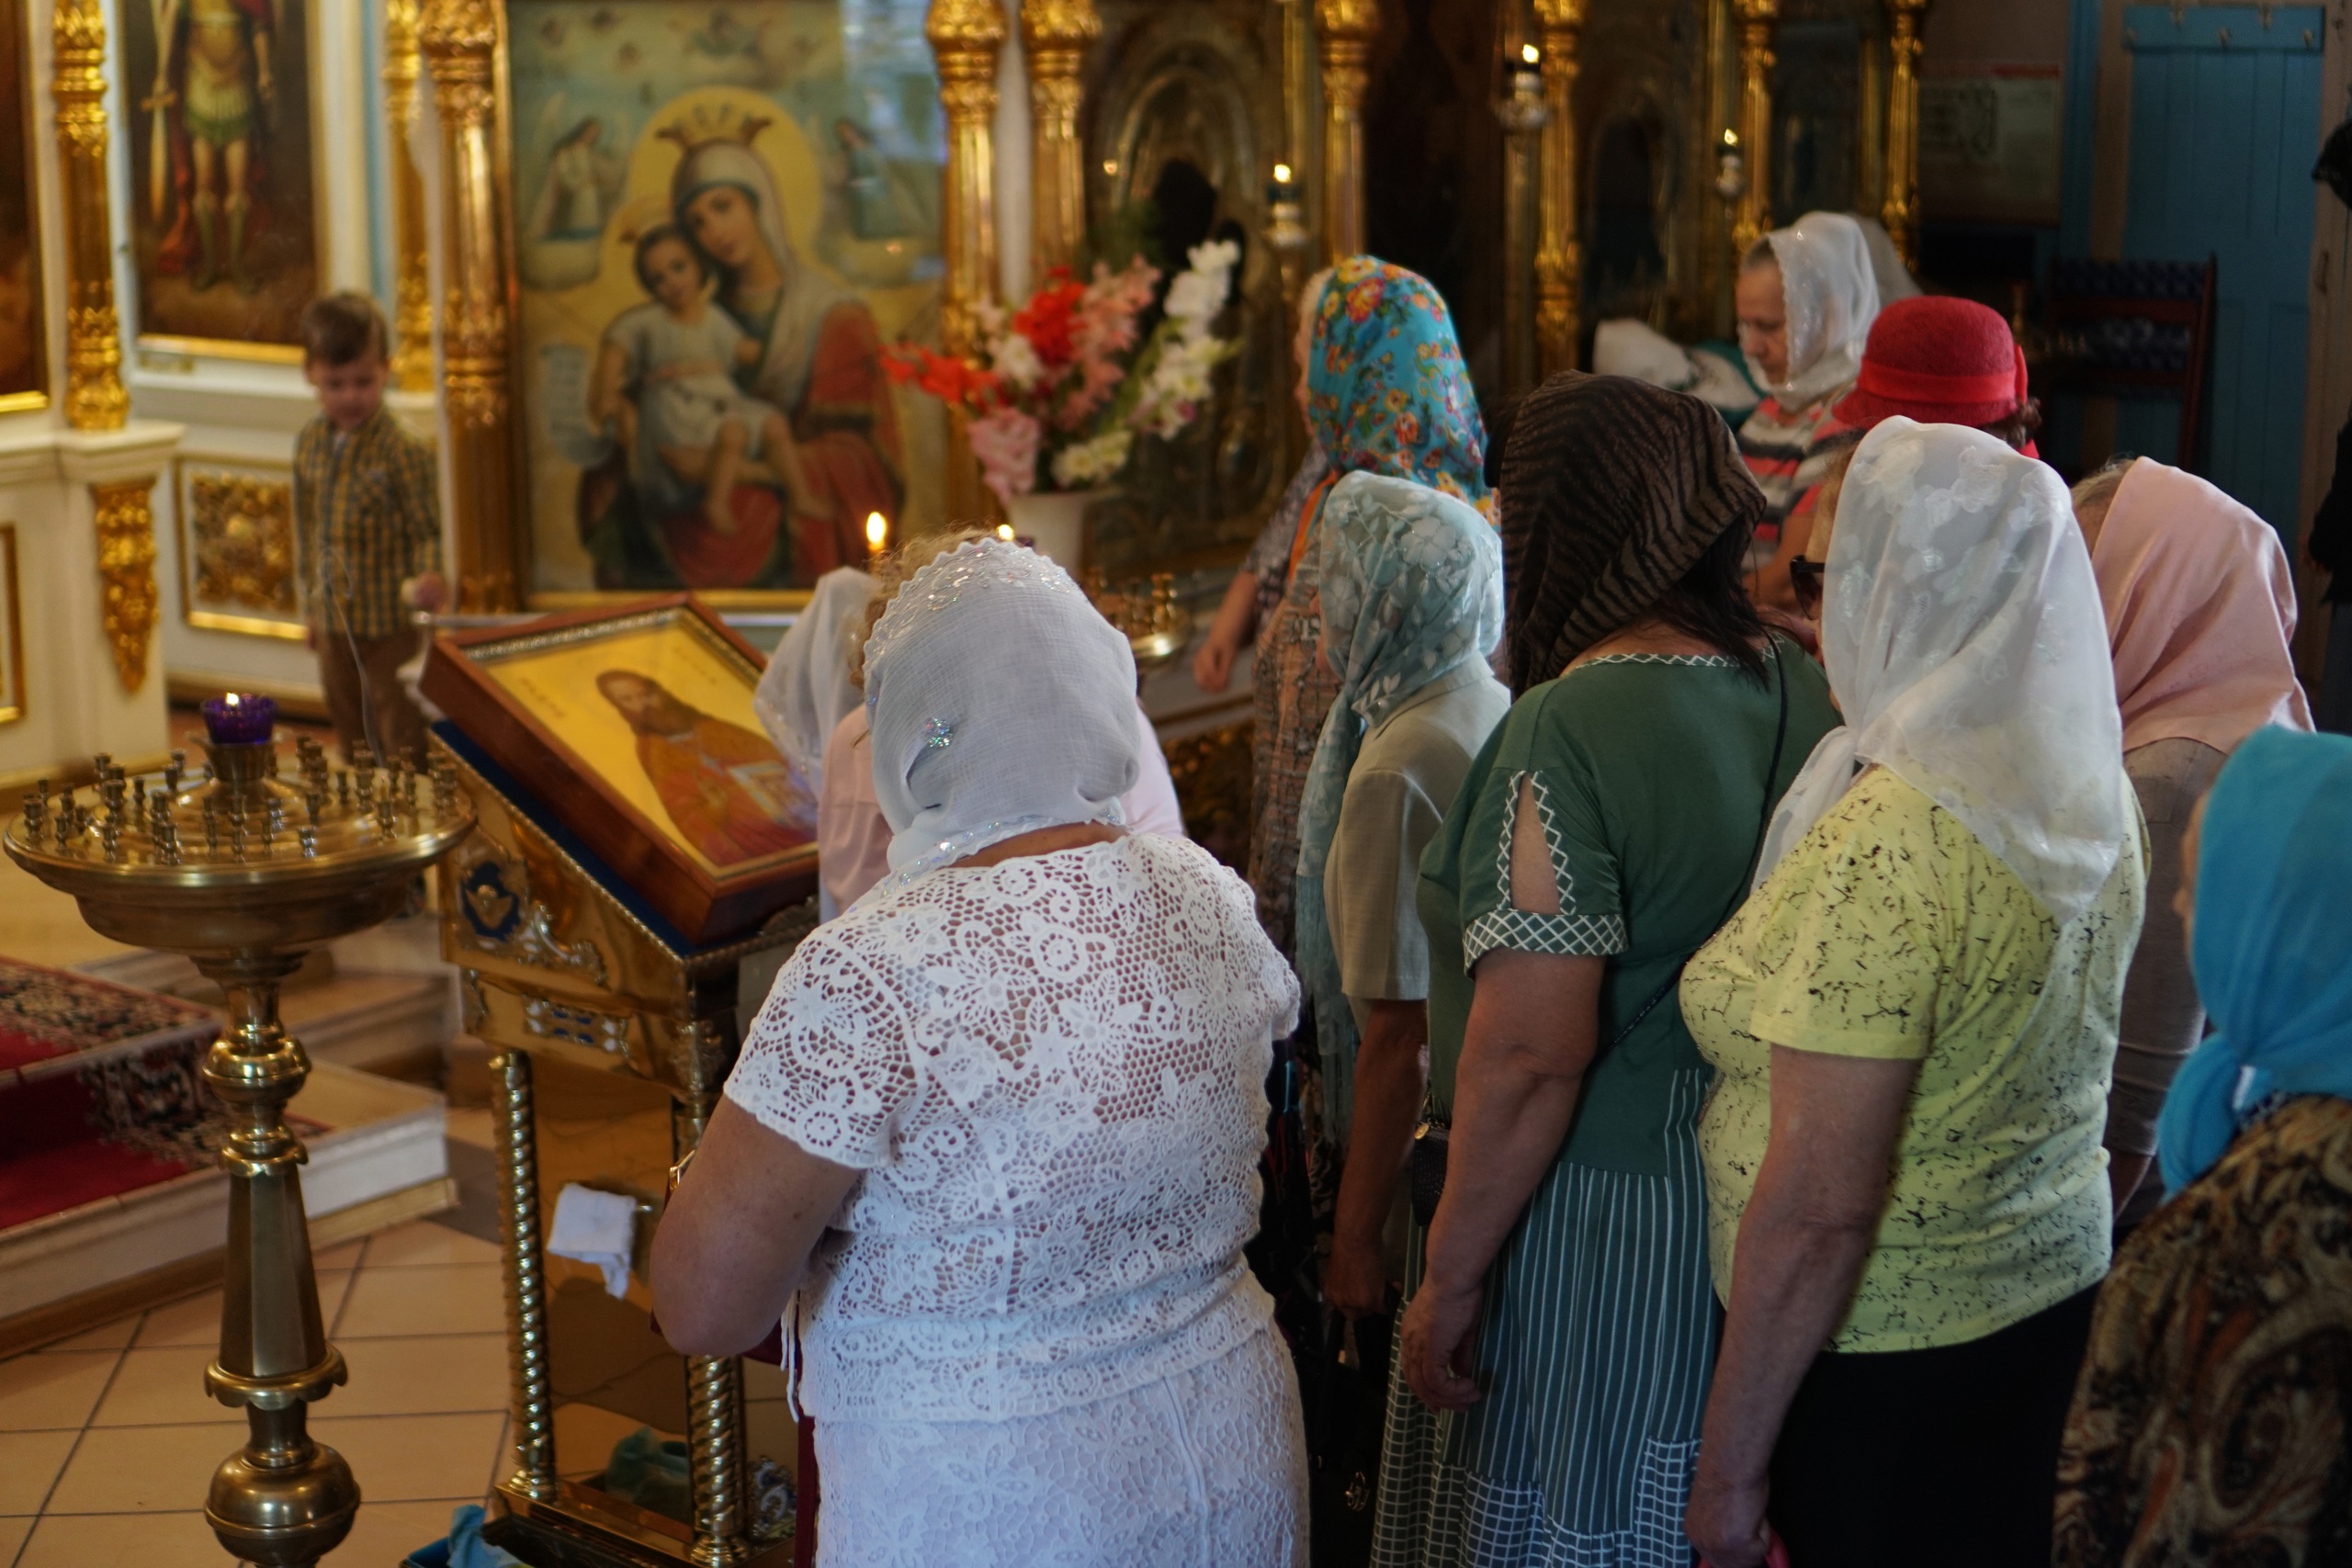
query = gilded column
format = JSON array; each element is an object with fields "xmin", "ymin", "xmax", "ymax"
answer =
[
  {"xmin": 1021, "ymin": 0, "xmax": 1098, "ymax": 275},
  {"xmin": 1313, "ymin": 0, "xmax": 1379, "ymax": 263},
  {"xmin": 91, "ymin": 480, "xmax": 158, "ymax": 694},
  {"xmin": 1880, "ymin": 0, "xmax": 1929, "ymax": 267},
  {"xmin": 383, "ymin": 0, "xmax": 435, "ymax": 392},
  {"xmin": 421, "ymin": 0, "xmax": 524, "ymax": 611},
  {"xmin": 927, "ymin": 0, "xmax": 1007, "ymax": 521},
  {"xmin": 1730, "ymin": 0, "xmax": 1779, "ymax": 260},
  {"xmin": 490, "ymin": 1048, "xmax": 560, "ymax": 1502},
  {"xmin": 51, "ymin": 0, "xmax": 128, "ymax": 431},
  {"xmin": 1532, "ymin": 0, "xmax": 1586, "ymax": 378},
  {"xmin": 1497, "ymin": 62, "xmax": 1547, "ymax": 397},
  {"xmin": 1277, "ymin": 0, "xmax": 1315, "ymax": 249}
]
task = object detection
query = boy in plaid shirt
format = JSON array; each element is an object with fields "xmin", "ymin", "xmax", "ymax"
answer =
[{"xmin": 293, "ymin": 293, "xmax": 446, "ymax": 764}]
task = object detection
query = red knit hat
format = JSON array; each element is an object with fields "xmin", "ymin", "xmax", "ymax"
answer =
[{"xmin": 1831, "ymin": 296, "xmax": 2030, "ymax": 429}]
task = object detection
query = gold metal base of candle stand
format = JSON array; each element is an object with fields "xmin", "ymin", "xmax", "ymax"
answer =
[{"xmin": 5, "ymin": 736, "xmax": 475, "ymax": 1568}]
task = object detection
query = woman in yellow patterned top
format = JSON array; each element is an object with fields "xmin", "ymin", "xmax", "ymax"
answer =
[{"xmin": 1679, "ymin": 420, "xmax": 2145, "ymax": 1568}]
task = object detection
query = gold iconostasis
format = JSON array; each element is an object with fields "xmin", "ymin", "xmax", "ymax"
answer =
[{"xmin": 0, "ymin": 0, "xmax": 1953, "ymax": 784}]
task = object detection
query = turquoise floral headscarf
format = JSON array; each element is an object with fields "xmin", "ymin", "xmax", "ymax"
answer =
[
  {"xmin": 2156, "ymin": 726, "xmax": 2352, "ymax": 1194},
  {"xmin": 1295, "ymin": 471, "xmax": 1504, "ymax": 1141},
  {"xmin": 1306, "ymin": 257, "xmax": 1488, "ymax": 505}
]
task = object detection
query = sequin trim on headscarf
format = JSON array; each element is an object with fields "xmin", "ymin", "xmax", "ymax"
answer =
[{"xmin": 857, "ymin": 539, "xmax": 1139, "ymax": 904}]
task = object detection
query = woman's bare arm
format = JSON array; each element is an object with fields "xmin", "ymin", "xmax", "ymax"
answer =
[
  {"xmin": 651, "ymin": 1097, "xmax": 861, "ymax": 1358},
  {"xmin": 1400, "ymin": 776, "xmax": 1605, "ymax": 1410},
  {"xmin": 1193, "ymin": 569, "xmax": 1261, "ymax": 693},
  {"xmin": 1684, "ymin": 1044, "xmax": 1918, "ymax": 1568},
  {"xmin": 1326, "ymin": 998, "xmax": 1429, "ymax": 1319}
]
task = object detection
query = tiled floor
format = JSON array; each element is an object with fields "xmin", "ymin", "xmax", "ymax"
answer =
[{"xmin": 0, "ymin": 1219, "xmax": 512, "ymax": 1568}]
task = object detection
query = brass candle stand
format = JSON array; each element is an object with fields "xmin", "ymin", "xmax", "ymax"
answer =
[{"xmin": 4, "ymin": 720, "xmax": 475, "ymax": 1567}]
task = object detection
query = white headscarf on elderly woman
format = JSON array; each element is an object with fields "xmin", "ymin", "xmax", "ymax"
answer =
[
  {"xmin": 1294, "ymin": 472, "xmax": 1504, "ymax": 1141},
  {"xmin": 855, "ymin": 539, "xmax": 1140, "ymax": 906},
  {"xmin": 1755, "ymin": 418, "xmax": 2132, "ymax": 925},
  {"xmin": 1748, "ymin": 210, "xmax": 1883, "ymax": 410},
  {"xmin": 752, "ymin": 565, "xmax": 876, "ymax": 799}
]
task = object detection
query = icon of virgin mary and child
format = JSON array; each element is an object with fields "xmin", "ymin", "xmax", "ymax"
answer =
[{"xmin": 580, "ymin": 111, "xmax": 903, "ymax": 592}]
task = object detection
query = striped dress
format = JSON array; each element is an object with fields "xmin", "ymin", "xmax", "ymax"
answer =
[
  {"xmin": 1374, "ymin": 649, "xmax": 1839, "ymax": 1568},
  {"xmin": 1734, "ymin": 389, "xmax": 1852, "ymax": 546}
]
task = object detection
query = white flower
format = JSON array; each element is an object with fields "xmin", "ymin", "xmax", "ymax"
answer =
[
  {"xmin": 1164, "ymin": 241, "xmax": 1239, "ymax": 341},
  {"xmin": 1051, "ymin": 428, "xmax": 1135, "ymax": 489},
  {"xmin": 991, "ymin": 333, "xmax": 1045, "ymax": 389},
  {"xmin": 1186, "ymin": 238, "xmax": 1240, "ymax": 277}
]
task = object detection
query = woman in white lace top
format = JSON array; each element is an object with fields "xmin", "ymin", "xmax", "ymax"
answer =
[{"xmin": 653, "ymin": 538, "xmax": 1309, "ymax": 1566}]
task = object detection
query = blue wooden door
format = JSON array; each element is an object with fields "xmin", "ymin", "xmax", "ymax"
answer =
[{"xmin": 2120, "ymin": 6, "xmax": 2323, "ymax": 541}]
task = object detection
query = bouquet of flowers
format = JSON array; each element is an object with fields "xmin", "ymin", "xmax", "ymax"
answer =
[{"xmin": 886, "ymin": 240, "xmax": 1244, "ymax": 504}]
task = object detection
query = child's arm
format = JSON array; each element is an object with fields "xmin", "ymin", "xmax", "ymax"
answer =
[
  {"xmin": 289, "ymin": 430, "xmax": 319, "ymax": 642},
  {"xmin": 589, "ymin": 338, "xmax": 631, "ymax": 431},
  {"xmin": 392, "ymin": 427, "xmax": 446, "ymax": 614}
]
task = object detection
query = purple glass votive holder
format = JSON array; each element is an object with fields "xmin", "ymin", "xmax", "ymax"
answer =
[{"xmin": 201, "ymin": 693, "xmax": 277, "ymax": 745}]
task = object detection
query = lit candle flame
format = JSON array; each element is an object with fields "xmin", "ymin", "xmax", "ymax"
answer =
[
  {"xmin": 1723, "ymin": 127, "xmax": 1739, "ymax": 147},
  {"xmin": 865, "ymin": 511, "xmax": 888, "ymax": 552},
  {"xmin": 1521, "ymin": 42, "xmax": 1540, "ymax": 64},
  {"xmin": 996, "ymin": 524, "xmax": 1015, "ymax": 542},
  {"xmin": 1272, "ymin": 162, "xmax": 1293, "ymax": 184}
]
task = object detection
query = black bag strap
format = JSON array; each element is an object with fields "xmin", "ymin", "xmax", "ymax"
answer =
[{"xmin": 1602, "ymin": 636, "xmax": 1793, "ymax": 1051}]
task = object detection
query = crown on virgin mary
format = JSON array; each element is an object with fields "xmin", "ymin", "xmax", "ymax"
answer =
[{"xmin": 657, "ymin": 106, "xmax": 774, "ymax": 154}]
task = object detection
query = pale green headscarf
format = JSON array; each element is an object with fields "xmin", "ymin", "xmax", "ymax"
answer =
[{"xmin": 1295, "ymin": 471, "xmax": 1503, "ymax": 1143}]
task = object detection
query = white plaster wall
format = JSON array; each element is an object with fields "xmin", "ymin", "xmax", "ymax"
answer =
[{"xmin": 0, "ymin": 425, "xmax": 183, "ymax": 776}]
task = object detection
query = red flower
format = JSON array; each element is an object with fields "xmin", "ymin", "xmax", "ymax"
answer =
[
  {"xmin": 884, "ymin": 346, "xmax": 1001, "ymax": 412},
  {"xmin": 1012, "ymin": 268, "xmax": 1088, "ymax": 368}
]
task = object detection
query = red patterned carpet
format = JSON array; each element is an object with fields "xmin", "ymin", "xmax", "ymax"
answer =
[{"xmin": 0, "ymin": 959, "xmax": 247, "ymax": 1231}]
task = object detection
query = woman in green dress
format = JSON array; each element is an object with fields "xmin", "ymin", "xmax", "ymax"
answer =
[{"xmin": 1378, "ymin": 373, "xmax": 1838, "ymax": 1567}]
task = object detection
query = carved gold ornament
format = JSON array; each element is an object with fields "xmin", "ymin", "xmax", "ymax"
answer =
[
  {"xmin": 92, "ymin": 479, "xmax": 160, "ymax": 693},
  {"xmin": 1730, "ymin": 0, "xmax": 1780, "ymax": 260},
  {"xmin": 1880, "ymin": 0, "xmax": 1930, "ymax": 267},
  {"xmin": 51, "ymin": 0, "xmax": 128, "ymax": 431},
  {"xmin": 1532, "ymin": 0, "xmax": 1587, "ymax": 377},
  {"xmin": 928, "ymin": 0, "xmax": 1008, "ymax": 517},
  {"xmin": 1314, "ymin": 0, "xmax": 1381, "ymax": 260},
  {"xmin": 1021, "ymin": 0, "xmax": 1099, "ymax": 272},
  {"xmin": 420, "ymin": 0, "xmax": 522, "ymax": 611},
  {"xmin": 383, "ymin": 0, "xmax": 435, "ymax": 391},
  {"xmin": 187, "ymin": 469, "xmax": 298, "ymax": 616}
]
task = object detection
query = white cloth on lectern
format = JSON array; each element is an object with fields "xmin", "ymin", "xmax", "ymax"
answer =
[{"xmin": 548, "ymin": 1183, "xmax": 638, "ymax": 1298}]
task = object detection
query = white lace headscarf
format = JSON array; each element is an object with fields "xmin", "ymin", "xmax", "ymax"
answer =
[
  {"xmin": 752, "ymin": 565, "xmax": 876, "ymax": 794},
  {"xmin": 1755, "ymin": 418, "xmax": 2131, "ymax": 925},
  {"xmin": 856, "ymin": 539, "xmax": 1139, "ymax": 901},
  {"xmin": 1748, "ymin": 210, "xmax": 1882, "ymax": 409}
]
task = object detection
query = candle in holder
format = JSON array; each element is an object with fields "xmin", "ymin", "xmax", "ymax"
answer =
[
  {"xmin": 1268, "ymin": 161, "xmax": 1299, "ymax": 207},
  {"xmin": 201, "ymin": 692, "xmax": 277, "ymax": 746}
]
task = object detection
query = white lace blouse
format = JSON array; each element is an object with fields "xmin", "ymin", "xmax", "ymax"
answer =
[{"xmin": 726, "ymin": 833, "xmax": 1300, "ymax": 1425}]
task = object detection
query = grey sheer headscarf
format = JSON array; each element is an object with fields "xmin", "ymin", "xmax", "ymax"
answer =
[{"xmin": 856, "ymin": 539, "xmax": 1139, "ymax": 904}]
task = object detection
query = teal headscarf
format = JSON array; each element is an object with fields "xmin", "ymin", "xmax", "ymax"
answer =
[
  {"xmin": 2155, "ymin": 726, "xmax": 2352, "ymax": 1194},
  {"xmin": 1295, "ymin": 472, "xmax": 1504, "ymax": 1142},
  {"xmin": 1306, "ymin": 257, "xmax": 1488, "ymax": 505}
]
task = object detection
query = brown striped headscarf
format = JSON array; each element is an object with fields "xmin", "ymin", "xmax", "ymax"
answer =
[{"xmin": 1498, "ymin": 372, "xmax": 1767, "ymax": 695}]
